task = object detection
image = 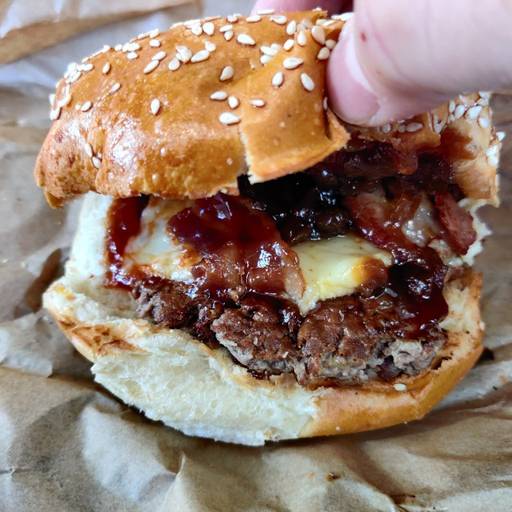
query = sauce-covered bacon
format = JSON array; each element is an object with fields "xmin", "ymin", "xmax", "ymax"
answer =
[{"xmin": 168, "ymin": 194, "xmax": 304, "ymax": 301}]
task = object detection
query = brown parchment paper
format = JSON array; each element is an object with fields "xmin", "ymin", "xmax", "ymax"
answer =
[{"xmin": 1, "ymin": 2, "xmax": 511, "ymax": 511}]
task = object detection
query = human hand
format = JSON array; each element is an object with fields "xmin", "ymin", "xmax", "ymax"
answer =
[{"xmin": 253, "ymin": 0, "xmax": 512, "ymax": 126}]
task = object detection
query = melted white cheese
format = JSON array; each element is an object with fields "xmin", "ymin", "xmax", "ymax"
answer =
[
  {"xmin": 124, "ymin": 199, "xmax": 393, "ymax": 313},
  {"xmin": 294, "ymin": 237, "xmax": 392, "ymax": 313}
]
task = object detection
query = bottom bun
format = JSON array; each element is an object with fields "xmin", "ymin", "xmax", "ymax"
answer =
[{"xmin": 44, "ymin": 266, "xmax": 483, "ymax": 446}]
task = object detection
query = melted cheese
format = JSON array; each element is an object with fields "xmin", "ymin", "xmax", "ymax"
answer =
[
  {"xmin": 124, "ymin": 198, "xmax": 194, "ymax": 282},
  {"xmin": 124, "ymin": 199, "xmax": 392, "ymax": 313},
  {"xmin": 293, "ymin": 237, "xmax": 392, "ymax": 313}
]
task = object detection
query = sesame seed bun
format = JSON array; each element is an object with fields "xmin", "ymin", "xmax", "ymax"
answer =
[{"xmin": 34, "ymin": 11, "xmax": 500, "ymax": 207}]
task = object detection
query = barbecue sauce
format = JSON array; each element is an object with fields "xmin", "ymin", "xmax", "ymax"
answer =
[
  {"xmin": 105, "ymin": 196, "xmax": 149, "ymax": 288},
  {"xmin": 168, "ymin": 194, "xmax": 303, "ymax": 300}
]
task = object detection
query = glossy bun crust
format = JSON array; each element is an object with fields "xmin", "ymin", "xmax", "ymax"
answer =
[{"xmin": 35, "ymin": 11, "xmax": 500, "ymax": 206}]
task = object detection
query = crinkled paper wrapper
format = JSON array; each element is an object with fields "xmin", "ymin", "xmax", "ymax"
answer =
[{"xmin": 0, "ymin": 1, "xmax": 511, "ymax": 511}]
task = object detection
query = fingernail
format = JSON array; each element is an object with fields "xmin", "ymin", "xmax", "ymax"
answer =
[{"xmin": 327, "ymin": 20, "xmax": 379, "ymax": 125}]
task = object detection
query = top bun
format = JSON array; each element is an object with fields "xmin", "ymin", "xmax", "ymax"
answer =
[{"xmin": 34, "ymin": 10, "xmax": 501, "ymax": 206}]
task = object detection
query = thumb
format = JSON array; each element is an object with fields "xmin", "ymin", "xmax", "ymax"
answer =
[{"xmin": 328, "ymin": 0, "xmax": 512, "ymax": 126}]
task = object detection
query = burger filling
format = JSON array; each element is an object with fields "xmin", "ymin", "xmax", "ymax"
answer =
[{"xmin": 104, "ymin": 141, "xmax": 481, "ymax": 388}]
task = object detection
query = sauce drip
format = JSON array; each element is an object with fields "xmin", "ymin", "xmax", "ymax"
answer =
[
  {"xmin": 106, "ymin": 196, "xmax": 149, "ymax": 287},
  {"xmin": 168, "ymin": 194, "xmax": 303, "ymax": 300}
]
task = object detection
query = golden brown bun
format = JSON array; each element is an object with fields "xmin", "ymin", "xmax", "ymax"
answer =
[
  {"xmin": 41, "ymin": 193, "xmax": 484, "ymax": 445},
  {"xmin": 35, "ymin": 11, "xmax": 349, "ymax": 206},
  {"xmin": 34, "ymin": 11, "xmax": 501, "ymax": 206}
]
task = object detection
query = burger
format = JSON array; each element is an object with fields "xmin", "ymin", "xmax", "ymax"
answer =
[{"xmin": 35, "ymin": 10, "xmax": 502, "ymax": 445}]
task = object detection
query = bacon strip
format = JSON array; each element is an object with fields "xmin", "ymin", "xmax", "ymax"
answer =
[{"xmin": 434, "ymin": 192, "xmax": 476, "ymax": 255}]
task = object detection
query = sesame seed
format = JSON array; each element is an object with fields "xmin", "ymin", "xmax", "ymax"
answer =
[
  {"xmin": 465, "ymin": 105, "xmax": 482, "ymax": 120},
  {"xmin": 49, "ymin": 107, "xmax": 61, "ymax": 121},
  {"xmin": 247, "ymin": 15, "xmax": 261, "ymax": 23},
  {"xmin": 150, "ymin": 98, "xmax": 161, "ymax": 115},
  {"xmin": 283, "ymin": 39, "xmax": 294, "ymax": 51},
  {"xmin": 149, "ymin": 28, "xmax": 160, "ymax": 38},
  {"xmin": 84, "ymin": 143, "xmax": 93, "ymax": 158},
  {"xmin": 486, "ymin": 146, "xmax": 498, "ymax": 159},
  {"xmin": 488, "ymin": 154, "xmax": 499, "ymax": 166},
  {"xmin": 102, "ymin": 62, "xmax": 111, "ymax": 74},
  {"xmin": 300, "ymin": 72, "xmax": 315, "ymax": 91},
  {"xmin": 398, "ymin": 124, "xmax": 406, "ymax": 133},
  {"xmin": 152, "ymin": 50, "xmax": 166, "ymax": 61},
  {"xmin": 250, "ymin": 98, "xmax": 266, "ymax": 107},
  {"xmin": 49, "ymin": 93, "xmax": 56, "ymax": 106},
  {"xmin": 160, "ymin": 147, "xmax": 167, "ymax": 157},
  {"xmin": 381, "ymin": 123, "xmax": 391, "ymax": 133},
  {"xmin": 237, "ymin": 33, "xmax": 256, "ymax": 46},
  {"xmin": 81, "ymin": 101, "xmax": 92, "ymax": 112},
  {"xmin": 448, "ymin": 100, "xmax": 456, "ymax": 113},
  {"xmin": 393, "ymin": 383, "xmax": 407, "ymax": 392},
  {"xmin": 114, "ymin": 44, "xmax": 122, "ymax": 51},
  {"xmin": 124, "ymin": 42, "xmax": 139, "ymax": 52},
  {"xmin": 433, "ymin": 118, "xmax": 444, "ymax": 134},
  {"xmin": 75, "ymin": 103, "xmax": 81, "ymax": 110},
  {"xmin": 168, "ymin": 58, "xmax": 181, "ymax": 71},
  {"xmin": 453, "ymin": 104, "xmax": 466, "ymax": 120},
  {"xmin": 272, "ymin": 71, "xmax": 284, "ymax": 88},
  {"xmin": 92, "ymin": 156, "xmax": 101, "ymax": 169},
  {"xmin": 143, "ymin": 60, "xmax": 159, "ymax": 74},
  {"xmin": 57, "ymin": 93, "xmax": 72, "ymax": 108},
  {"xmin": 297, "ymin": 30, "xmax": 307, "ymax": 46},
  {"xmin": 220, "ymin": 24, "xmax": 233, "ymax": 32},
  {"xmin": 224, "ymin": 30, "xmax": 234, "ymax": 41},
  {"xmin": 205, "ymin": 41, "xmax": 216, "ymax": 52},
  {"xmin": 67, "ymin": 71, "xmax": 81, "ymax": 83},
  {"xmin": 82, "ymin": 63, "xmax": 94, "ymax": 71},
  {"xmin": 257, "ymin": 8, "xmax": 275, "ymax": 14},
  {"xmin": 149, "ymin": 39, "xmax": 161, "ymax": 47},
  {"xmin": 333, "ymin": 12, "xmax": 353, "ymax": 21},
  {"xmin": 127, "ymin": 52, "xmax": 138, "ymax": 60},
  {"xmin": 271, "ymin": 43, "xmax": 282, "ymax": 52},
  {"xmin": 479, "ymin": 91, "xmax": 491, "ymax": 100},
  {"xmin": 260, "ymin": 55, "xmax": 272, "ymax": 65},
  {"xmin": 176, "ymin": 46, "xmax": 192, "ymax": 63},
  {"xmin": 497, "ymin": 131, "xmax": 506, "ymax": 141},
  {"xmin": 219, "ymin": 112, "xmax": 241, "ymax": 125},
  {"xmin": 203, "ymin": 21, "xmax": 215, "ymax": 35},
  {"xmin": 191, "ymin": 49, "xmax": 210, "ymax": 63},
  {"xmin": 220, "ymin": 66, "xmax": 234, "ymax": 81},
  {"xmin": 323, "ymin": 97, "xmax": 328, "ymax": 110},
  {"xmin": 286, "ymin": 20, "xmax": 297, "ymax": 35},
  {"xmin": 261, "ymin": 45, "xmax": 278, "ymax": 56},
  {"xmin": 406, "ymin": 122, "xmax": 423, "ymax": 132},
  {"xmin": 317, "ymin": 47, "xmax": 330, "ymax": 60},
  {"xmin": 283, "ymin": 57, "xmax": 303, "ymax": 70},
  {"xmin": 325, "ymin": 39, "xmax": 336, "ymax": 49},
  {"xmin": 110, "ymin": 82, "xmax": 121, "ymax": 93},
  {"xmin": 228, "ymin": 95, "xmax": 240, "ymax": 109},
  {"xmin": 226, "ymin": 157, "xmax": 234, "ymax": 165},
  {"xmin": 210, "ymin": 91, "xmax": 228, "ymax": 101},
  {"xmin": 271, "ymin": 15, "xmax": 287, "ymax": 25},
  {"xmin": 311, "ymin": 25, "xmax": 325, "ymax": 45},
  {"xmin": 300, "ymin": 17, "xmax": 313, "ymax": 29},
  {"xmin": 191, "ymin": 24, "xmax": 203, "ymax": 36},
  {"xmin": 478, "ymin": 117, "xmax": 490, "ymax": 128},
  {"xmin": 227, "ymin": 14, "xmax": 239, "ymax": 23}
]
